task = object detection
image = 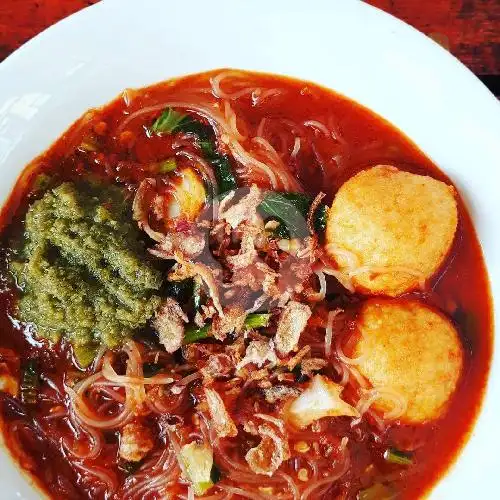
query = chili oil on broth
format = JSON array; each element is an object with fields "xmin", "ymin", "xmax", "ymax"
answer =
[{"xmin": 0, "ymin": 69, "xmax": 492, "ymax": 500}]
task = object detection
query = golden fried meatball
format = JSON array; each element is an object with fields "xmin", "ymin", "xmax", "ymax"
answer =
[
  {"xmin": 351, "ymin": 299, "xmax": 463, "ymax": 423},
  {"xmin": 325, "ymin": 165, "xmax": 458, "ymax": 296}
]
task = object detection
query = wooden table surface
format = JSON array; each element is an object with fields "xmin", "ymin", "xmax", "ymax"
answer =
[{"xmin": 0, "ymin": 0, "xmax": 499, "ymax": 94}]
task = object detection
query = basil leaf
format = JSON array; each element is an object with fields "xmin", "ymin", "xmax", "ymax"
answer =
[
  {"xmin": 259, "ymin": 192, "xmax": 328, "ymax": 238},
  {"xmin": 259, "ymin": 192, "xmax": 310, "ymax": 238},
  {"xmin": 211, "ymin": 155, "xmax": 238, "ymax": 194},
  {"xmin": 150, "ymin": 108, "xmax": 237, "ymax": 195}
]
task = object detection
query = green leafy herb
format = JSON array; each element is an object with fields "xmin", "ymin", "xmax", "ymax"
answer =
[
  {"xmin": 210, "ymin": 464, "xmax": 222, "ymax": 484},
  {"xmin": 210, "ymin": 155, "xmax": 238, "ymax": 194},
  {"xmin": 151, "ymin": 108, "xmax": 190, "ymax": 134},
  {"xmin": 244, "ymin": 313, "xmax": 271, "ymax": 329},
  {"xmin": 150, "ymin": 107, "xmax": 237, "ymax": 195},
  {"xmin": 314, "ymin": 203, "xmax": 328, "ymax": 232},
  {"xmin": 383, "ymin": 448, "xmax": 414, "ymax": 466},
  {"xmin": 259, "ymin": 192, "xmax": 309, "ymax": 238},
  {"xmin": 158, "ymin": 158, "xmax": 177, "ymax": 174},
  {"xmin": 259, "ymin": 192, "xmax": 328, "ymax": 238},
  {"xmin": 177, "ymin": 120, "xmax": 213, "ymax": 143},
  {"xmin": 181, "ymin": 123, "xmax": 237, "ymax": 194},
  {"xmin": 183, "ymin": 313, "xmax": 271, "ymax": 345},
  {"xmin": 184, "ymin": 324, "xmax": 211, "ymax": 344},
  {"xmin": 20, "ymin": 360, "xmax": 39, "ymax": 406}
]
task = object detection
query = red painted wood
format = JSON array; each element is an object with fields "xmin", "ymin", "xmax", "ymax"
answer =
[
  {"xmin": 0, "ymin": 0, "xmax": 499, "ymax": 74},
  {"xmin": 0, "ymin": 1, "xmax": 98, "ymax": 61},
  {"xmin": 367, "ymin": 0, "xmax": 500, "ymax": 74}
]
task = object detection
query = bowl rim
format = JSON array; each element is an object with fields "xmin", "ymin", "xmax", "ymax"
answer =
[{"xmin": 0, "ymin": 0, "xmax": 498, "ymax": 498}]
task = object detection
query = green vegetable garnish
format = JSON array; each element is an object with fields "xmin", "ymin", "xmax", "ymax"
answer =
[
  {"xmin": 151, "ymin": 108, "xmax": 190, "ymax": 134},
  {"xmin": 150, "ymin": 107, "xmax": 237, "ymax": 195},
  {"xmin": 210, "ymin": 464, "xmax": 222, "ymax": 484},
  {"xmin": 243, "ymin": 313, "xmax": 271, "ymax": 329},
  {"xmin": 20, "ymin": 360, "xmax": 39, "ymax": 406},
  {"xmin": 259, "ymin": 192, "xmax": 308, "ymax": 239},
  {"xmin": 184, "ymin": 324, "xmax": 211, "ymax": 345},
  {"xmin": 358, "ymin": 483, "xmax": 397, "ymax": 500},
  {"xmin": 158, "ymin": 158, "xmax": 177, "ymax": 173},
  {"xmin": 384, "ymin": 448, "xmax": 414, "ymax": 466},
  {"xmin": 183, "ymin": 313, "xmax": 271, "ymax": 345},
  {"xmin": 314, "ymin": 203, "xmax": 328, "ymax": 233},
  {"xmin": 198, "ymin": 139, "xmax": 237, "ymax": 194},
  {"xmin": 259, "ymin": 192, "xmax": 328, "ymax": 239},
  {"xmin": 11, "ymin": 182, "xmax": 162, "ymax": 366}
]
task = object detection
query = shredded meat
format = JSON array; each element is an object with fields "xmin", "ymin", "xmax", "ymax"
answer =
[
  {"xmin": 236, "ymin": 340, "xmax": 277, "ymax": 370},
  {"xmin": 201, "ymin": 354, "xmax": 234, "ymax": 382},
  {"xmin": 225, "ymin": 337, "xmax": 246, "ymax": 366},
  {"xmin": 168, "ymin": 254, "xmax": 224, "ymax": 316},
  {"xmin": 231, "ymin": 261, "xmax": 278, "ymax": 294},
  {"xmin": 204, "ymin": 388, "xmax": 238, "ymax": 438},
  {"xmin": 119, "ymin": 422, "xmax": 155, "ymax": 462},
  {"xmin": 286, "ymin": 345, "xmax": 311, "ymax": 371},
  {"xmin": 263, "ymin": 385, "xmax": 301, "ymax": 404},
  {"xmin": 245, "ymin": 424, "xmax": 290, "ymax": 476},
  {"xmin": 226, "ymin": 232, "xmax": 258, "ymax": 269},
  {"xmin": 149, "ymin": 230, "xmax": 206, "ymax": 260},
  {"xmin": 218, "ymin": 185, "xmax": 263, "ymax": 229},
  {"xmin": 212, "ymin": 306, "xmax": 247, "ymax": 341},
  {"xmin": 300, "ymin": 358, "xmax": 328, "ymax": 376},
  {"xmin": 152, "ymin": 298, "xmax": 188, "ymax": 353},
  {"xmin": 274, "ymin": 301, "xmax": 312, "ymax": 355}
]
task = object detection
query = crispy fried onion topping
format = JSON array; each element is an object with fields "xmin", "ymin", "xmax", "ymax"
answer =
[
  {"xmin": 236, "ymin": 340, "xmax": 278, "ymax": 371},
  {"xmin": 168, "ymin": 253, "xmax": 224, "ymax": 317},
  {"xmin": 211, "ymin": 306, "xmax": 247, "ymax": 341},
  {"xmin": 245, "ymin": 422, "xmax": 290, "ymax": 476},
  {"xmin": 218, "ymin": 185, "xmax": 263, "ymax": 229},
  {"xmin": 152, "ymin": 298, "xmax": 188, "ymax": 353},
  {"xmin": 275, "ymin": 301, "xmax": 312, "ymax": 355},
  {"xmin": 204, "ymin": 387, "xmax": 238, "ymax": 438}
]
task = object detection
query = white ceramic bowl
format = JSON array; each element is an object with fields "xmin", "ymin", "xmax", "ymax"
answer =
[{"xmin": 0, "ymin": 0, "xmax": 498, "ymax": 497}]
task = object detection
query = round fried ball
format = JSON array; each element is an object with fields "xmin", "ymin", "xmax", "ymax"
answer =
[
  {"xmin": 325, "ymin": 165, "xmax": 458, "ymax": 296},
  {"xmin": 351, "ymin": 299, "xmax": 463, "ymax": 423}
]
